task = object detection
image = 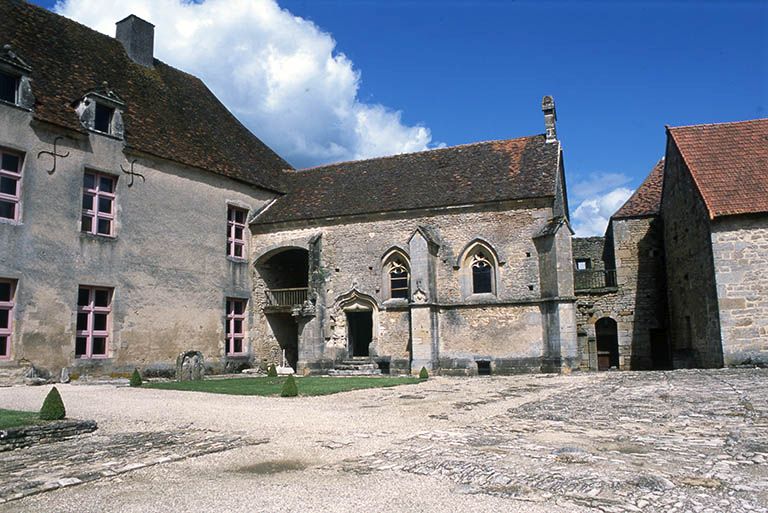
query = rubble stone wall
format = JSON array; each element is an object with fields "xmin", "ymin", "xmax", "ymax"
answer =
[
  {"xmin": 0, "ymin": 105, "xmax": 273, "ymax": 379},
  {"xmin": 250, "ymin": 201, "xmax": 574, "ymax": 374}
]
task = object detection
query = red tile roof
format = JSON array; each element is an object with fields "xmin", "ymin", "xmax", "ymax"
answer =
[
  {"xmin": 254, "ymin": 136, "xmax": 560, "ymax": 226},
  {"xmin": 612, "ymin": 158, "xmax": 665, "ymax": 219},
  {"xmin": 668, "ymin": 118, "xmax": 768, "ymax": 219},
  {"xmin": 0, "ymin": 1, "xmax": 291, "ymax": 190}
]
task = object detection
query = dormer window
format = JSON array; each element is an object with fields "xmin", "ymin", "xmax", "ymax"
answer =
[
  {"xmin": 94, "ymin": 103, "xmax": 114, "ymax": 134},
  {"xmin": 0, "ymin": 70, "xmax": 18, "ymax": 104},
  {"xmin": 0, "ymin": 45, "xmax": 34, "ymax": 110},
  {"xmin": 75, "ymin": 83, "xmax": 125, "ymax": 139}
]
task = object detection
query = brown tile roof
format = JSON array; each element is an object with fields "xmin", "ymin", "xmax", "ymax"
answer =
[
  {"xmin": 612, "ymin": 158, "xmax": 665, "ymax": 219},
  {"xmin": 0, "ymin": 1, "xmax": 290, "ymax": 190},
  {"xmin": 253, "ymin": 135, "xmax": 560, "ymax": 226},
  {"xmin": 668, "ymin": 118, "xmax": 768, "ymax": 219}
]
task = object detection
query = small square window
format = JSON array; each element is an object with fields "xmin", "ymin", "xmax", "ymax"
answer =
[
  {"xmin": 0, "ymin": 71, "xmax": 18, "ymax": 104},
  {"xmin": 93, "ymin": 103, "xmax": 114, "ymax": 133},
  {"xmin": 575, "ymin": 258, "xmax": 591, "ymax": 271}
]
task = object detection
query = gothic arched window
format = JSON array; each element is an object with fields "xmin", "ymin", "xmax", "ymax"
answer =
[
  {"xmin": 471, "ymin": 251, "xmax": 493, "ymax": 294},
  {"xmin": 388, "ymin": 258, "xmax": 410, "ymax": 299}
]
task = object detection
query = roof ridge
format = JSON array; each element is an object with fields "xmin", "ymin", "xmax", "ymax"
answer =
[
  {"xmin": 668, "ymin": 117, "xmax": 768, "ymax": 131},
  {"xmin": 290, "ymin": 134, "xmax": 544, "ymax": 173}
]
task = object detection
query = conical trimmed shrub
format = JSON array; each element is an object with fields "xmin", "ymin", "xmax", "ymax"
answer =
[
  {"xmin": 280, "ymin": 374, "xmax": 298, "ymax": 397},
  {"xmin": 129, "ymin": 368, "xmax": 143, "ymax": 387},
  {"xmin": 267, "ymin": 363, "xmax": 278, "ymax": 378},
  {"xmin": 419, "ymin": 366, "xmax": 429, "ymax": 380},
  {"xmin": 40, "ymin": 386, "xmax": 66, "ymax": 420}
]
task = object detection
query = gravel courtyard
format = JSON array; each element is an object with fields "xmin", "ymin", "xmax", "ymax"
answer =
[{"xmin": 0, "ymin": 368, "xmax": 766, "ymax": 513}]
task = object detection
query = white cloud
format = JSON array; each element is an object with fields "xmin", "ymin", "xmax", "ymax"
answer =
[
  {"xmin": 571, "ymin": 187, "xmax": 634, "ymax": 237},
  {"xmin": 54, "ymin": 0, "xmax": 433, "ymax": 168},
  {"xmin": 570, "ymin": 172, "xmax": 633, "ymax": 204}
]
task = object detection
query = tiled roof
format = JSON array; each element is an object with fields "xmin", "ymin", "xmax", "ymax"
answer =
[
  {"xmin": 0, "ymin": 1, "xmax": 290, "ymax": 190},
  {"xmin": 668, "ymin": 118, "xmax": 768, "ymax": 219},
  {"xmin": 253, "ymin": 135, "xmax": 560, "ymax": 226},
  {"xmin": 612, "ymin": 158, "xmax": 665, "ymax": 219}
]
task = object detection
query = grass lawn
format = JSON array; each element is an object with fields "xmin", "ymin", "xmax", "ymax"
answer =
[
  {"xmin": 0, "ymin": 408, "xmax": 45, "ymax": 430},
  {"xmin": 145, "ymin": 376, "xmax": 423, "ymax": 397}
]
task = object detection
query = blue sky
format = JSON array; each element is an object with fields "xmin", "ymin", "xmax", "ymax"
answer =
[{"xmin": 32, "ymin": 0, "xmax": 767, "ymax": 234}]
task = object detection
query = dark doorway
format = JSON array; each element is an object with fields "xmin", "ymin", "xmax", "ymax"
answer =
[
  {"xmin": 650, "ymin": 328, "xmax": 671, "ymax": 370},
  {"xmin": 595, "ymin": 317, "xmax": 619, "ymax": 370},
  {"xmin": 266, "ymin": 313, "xmax": 298, "ymax": 370},
  {"xmin": 347, "ymin": 311, "xmax": 372, "ymax": 357},
  {"xmin": 476, "ymin": 360, "xmax": 491, "ymax": 376}
]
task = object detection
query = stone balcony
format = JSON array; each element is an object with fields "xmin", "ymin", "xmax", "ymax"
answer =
[{"xmin": 264, "ymin": 287, "xmax": 309, "ymax": 311}]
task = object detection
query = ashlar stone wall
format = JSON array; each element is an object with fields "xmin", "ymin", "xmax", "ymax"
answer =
[{"xmin": 711, "ymin": 215, "xmax": 768, "ymax": 366}]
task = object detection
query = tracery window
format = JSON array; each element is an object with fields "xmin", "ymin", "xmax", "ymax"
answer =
[
  {"xmin": 471, "ymin": 251, "xmax": 494, "ymax": 294},
  {"xmin": 388, "ymin": 258, "xmax": 410, "ymax": 299}
]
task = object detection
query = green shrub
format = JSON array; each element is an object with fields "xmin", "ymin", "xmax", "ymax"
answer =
[
  {"xmin": 267, "ymin": 363, "xmax": 278, "ymax": 378},
  {"xmin": 280, "ymin": 375, "xmax": 298, "ymax": 397},
  {"xmin": 40, "ymin": 387, "xmax": 66, "ymax": 420},
  {"xmin": 129, "ymin": 368, "xmax": 143, "ymax": 387},
  {"xmin": 419, "ymin": 367, "xmax": 429, "ymax": 380}
]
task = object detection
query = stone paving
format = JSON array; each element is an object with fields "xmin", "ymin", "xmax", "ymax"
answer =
[
  {"xmin": 0, "ymin": 369, "xmax": 765, "ymax": 512},
  {"xmin": 0, "ymin": 429, "xmax": 266, "ymax": 503},
  {"xmin": 335, "ymin": 369, "xmax": 768, "ymax": 513}
]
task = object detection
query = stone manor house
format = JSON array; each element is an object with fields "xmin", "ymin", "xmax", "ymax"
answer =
[{"xmin": 0, "ymin": 2, "xmax": 765, "ymax": 380}]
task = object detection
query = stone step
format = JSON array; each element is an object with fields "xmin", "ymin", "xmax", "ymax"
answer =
[
  {"xmin": 327, "ymin": 369, "xmax": 382, "ymax": 376},
  {"xmin": 334, "ymin": 363, "xmax": 378, "ymax": 371}
]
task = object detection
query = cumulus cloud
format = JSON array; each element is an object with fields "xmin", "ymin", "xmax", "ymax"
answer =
[
  {"xmin": 54, "ymin": 0, "xmax": 432, "ymax": 168},
  {"xmin": 571, "ymin": 186, "xmax": 634, "ymax": 237}
]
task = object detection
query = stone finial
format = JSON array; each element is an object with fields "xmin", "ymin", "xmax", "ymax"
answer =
[
  {"xmin": 115, "ymin": 14, "xmax": 155, "ymax": 67},
  {"xmin": 542, "ymin": 95, "xmax": 557, "ymax": 143}
]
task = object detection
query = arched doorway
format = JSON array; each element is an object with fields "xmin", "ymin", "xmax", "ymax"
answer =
[
  {"xmin": 256, "ymin": 248, "xmax": 310, "ymax": 371},
  {"xmin": 337, "ymin": 291, "xmax": 378, "ymax": 359},
  {"xmin": 595, "ymin": 317, "xmax": 619, "ymax": 370}
]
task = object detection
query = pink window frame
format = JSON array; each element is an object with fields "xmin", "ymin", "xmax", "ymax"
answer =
[
  {"xmin": 225, "ymin": 298, "xmax": 247, "ymax": 356},
  {"xmin": 0, "ymin": 149, "xmax": 22, "ymax": 222},
  {"xmin": 0, "ymin": 279, "xmax": 15, "ymax": 360},
  {"xmin": 82, "ymin": 172, "xmax": 116, "ymax": 236},
  {"xmin": 75, "ymin": 286, "xmax": 112, "ymax": 359},
  {"xmin": 227, "ymin": 206, "xmax": 248, "ymax": 259}
]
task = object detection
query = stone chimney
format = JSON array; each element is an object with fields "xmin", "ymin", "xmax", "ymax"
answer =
[
  {"xmin": 115, "ymin": 15, "xmax": 155, "ymax": 67},
  {"xmin": 542, "ymin": 95, "xmax": 557, "ymax": 143}
]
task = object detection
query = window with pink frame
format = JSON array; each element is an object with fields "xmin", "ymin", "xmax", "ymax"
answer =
[
  {"xmin": 227, "ymin": 206, "xmax": 247, "ymax": 259},
  {"xmin": 0, "ymin": 149, "xmax": 22, "ymax": 221},
  {"xmin": 75, "ymin": 286, "xmax": 112, "ymax": 358},
  {"xmin": 82, "ymin": 172, "xmax": 116, "ymax": 236},
  {"xmin": 225, "ymin": 298, "xmax": 246, "ymax": 355},
  {"xmin": 0, "ymin": 280, "xmax": 15, "ymax": 359}
]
